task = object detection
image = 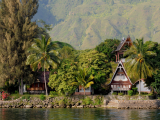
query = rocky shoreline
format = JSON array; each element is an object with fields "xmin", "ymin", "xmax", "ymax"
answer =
[
  {"xmin": 0, "ymin": 95, "xmax": 160, "ymax": 109},
  {"xmin": 0, "ymin": 96, "xmax": 103, "ymax": 108}
]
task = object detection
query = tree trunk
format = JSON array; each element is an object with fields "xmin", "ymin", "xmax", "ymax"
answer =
[
  {"xmin": 44, "ymin": 65, "xmax": 48, "ymax": 96},
  {"xmin": 83, "ymin": 87, "xmax": 85, "ymax": 95},
  {"xmin": 139, "ymin": 63, "xmax": 142, "ymax": 95},
  {"xmin": 21, "ymin": 77, "xmax": 23, "ymax": 95},
  {"xmin": 139, "ymin": 80, "xmax": 141, "ymax": 95},
  {"xmin": 18, "ymin": 79, "xmax": 21, "ymax": 95}
]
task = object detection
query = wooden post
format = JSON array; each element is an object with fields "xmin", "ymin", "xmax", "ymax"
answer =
[
  {"xmin": 118, "ymin": 52, "xmax": 119, "ymax": 62},
  {"xmin": 116, "ymin": 54, "xmax": 117, "ymax": 62}
]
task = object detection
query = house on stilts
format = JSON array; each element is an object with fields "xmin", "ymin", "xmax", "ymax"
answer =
[{"xmin": 109, "ymin": 36, "xmax": 151, "ymax": 94}]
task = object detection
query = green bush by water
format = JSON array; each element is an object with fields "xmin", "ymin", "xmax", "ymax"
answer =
[
  {"xmin": 40, "ymin": 94, "xmax": 45, "ymax": 100},
  {"xmin": 128, "ymin": 90, "xmax": 133, "ymax": 96},
  {"xmin": 82, "ymin": 97, "xmax": 93, "ymax": 105},
  {"xmin": 49, "ymin": 91, "xmax": 58, "ymax": 97},
  {"xmin": 21, "ymin": 95, "xmax": 30, "ymax": 100},
  {"xmin": 118, "ymin": 93, "xmax": 124, "ymax": 96},
  {"xmin": 94, "ymin": 96, "xmax": 103, "ymax": 105},
  {"xmin": 132, "ymin": 87, "xmax": 138, "ymax": 95},
  {"xmin": 112, "ymin": 92, "xmax": 117, "ymax": 95}
]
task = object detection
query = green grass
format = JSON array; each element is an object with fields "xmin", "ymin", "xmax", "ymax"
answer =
[{"xmin": 10, "ymin": 93, "xmax": 51, "ymax": 100}]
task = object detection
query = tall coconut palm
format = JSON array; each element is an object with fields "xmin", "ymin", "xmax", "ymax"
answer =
[
  {"xmin": 124, "ymin": 38, "xmax": 156, "ymax": 94},
  {"xmin": 26, "ymin": 35, "xmax": 60, "ymax": 95},
  {"xmin": 72, "ymin": 67, "xmax": 94, "ymax": 95}
]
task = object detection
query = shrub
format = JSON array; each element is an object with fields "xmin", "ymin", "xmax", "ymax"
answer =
[
  {"xmin": 49, "ymin": 91, "xmax": 58, "ymax": 97},
  {"xmin": 26, "ymin": 85, "xmax": 30, "ymax": 89},
  {"xmin": 94, "ymin": 96, "xmax": 103, "ymax": 105},
  {"xmin": 40, "ymin": 94, "xmax": 45, "ymax": 100},
  {"xmin": 118, "ymin": 93, "xmax": 124, "ymax": 96},
  {"xmin": 26, "ymin": 95, "xmax": 30, "ymax": 100},
  {"xmin": 140, "ymin": 92, "xmax": 148, "ymax": 95},
  {"xmin": 14, "ymin": 90, "xmax": 18, "ymax": 94},
  {"xmin": 1, "ymin": 91, "xmax": 10, "ymax": 100},
  {"xmin": 22, "ymin": 96, "xmax": 25, "ymax": 99},
  {"xmin": 132, "ymin": 88, "xmax": 138, "ymax": 95},
  {"xmin": 148, "ymin": 93, "xmax": 154, "ymax": 96},
  {"xmin": 128, "ymin": 90, "xmax": 133, "ymax": 96},
  {"xmin": 65, "ymin": 98, "xmax": 71, "ymax": 106},
  {"xmin": 112, "ymin": 92, "xmax": 117, "ymax": 95},
  {"xmin": 84, "ymin": 97, "xmax": 93, "ymax": 105},
  {"xmin": 59, "ymin": 98, "xmax": 67, "ymax": 107}
]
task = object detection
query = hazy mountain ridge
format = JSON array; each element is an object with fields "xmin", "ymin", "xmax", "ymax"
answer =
[{"xmin": 33, "ymin": 0, "xmax": 160, "ymax": 50}]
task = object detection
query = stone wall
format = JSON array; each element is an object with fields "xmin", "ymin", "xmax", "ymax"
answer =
[
  {"xmin": 104, "ymin": 100, "xmax": 160, "ymax": 109},
  {"xmin": 0, "ymin": 95, "xmax": 159, "ymax": 109},
  {"xmin": 0, "ymin": 95, "xmax": 103, "ymax": 108},
  {"xmin": 104, "ymin": 95, "xmax": 151, "ymax": 100}
]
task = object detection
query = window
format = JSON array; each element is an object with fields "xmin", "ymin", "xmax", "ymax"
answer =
[
  {"xmin": 111, "ymin": 85, "xmax": 113, "ymax": 88},
  {"xmin": 85, "ymin": 87, "xmax": 90, "ymax": 90}
]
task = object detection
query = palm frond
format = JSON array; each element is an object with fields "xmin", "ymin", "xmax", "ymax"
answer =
[
  {"xmin": 85, "ymin": 81, "xmax": 94, "ymax": 88},
  {"xmin": 145, "ymin": 51, "xmax": 157, "ymax": 56},
  {"xmin": 124, "ymin": 38, "xmax": 154, "ymax": 81},
  {"xmin": 71, "ymin": 82, "xmax": 79, "ymax": 86}
]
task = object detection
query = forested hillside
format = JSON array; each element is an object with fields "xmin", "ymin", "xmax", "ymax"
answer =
[{"xmin": 32, "ymin": 0, "xmax": 160, "ymax": 49}]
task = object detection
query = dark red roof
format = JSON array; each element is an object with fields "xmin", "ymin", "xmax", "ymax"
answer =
[{"xmin": 37, "ymin": 71, "xmax": 50, "ymax": 83}]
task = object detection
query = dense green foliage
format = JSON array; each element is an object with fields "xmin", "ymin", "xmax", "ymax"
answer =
[
  {"xmin": 40, "ymin": 94, "xmax": 46, "ymax": 100},
  {"xmin": 144, "ymin": 41, "xmax": 160, "ymax": 69},
  {"xmin": 132, "ymin": 87, "xmax": 138, "ymax": 95},
  {"xmin": 59, "ymin": 46, "xmax": 75, "ymax": 60},
  {"xmin": 124, "ymin": 39, "xmax": 156, "ymax": 94},
  {"xmin": 112, "ymin": 92, "xmax": 117, "ymax": 95},
  {"xmin": 128, "ymin": 90, "xmax": 133, "ymax": 96},
  {"xmin": 48, "ymin": 60, "xmax": 78, "ymax": 95},
  {"xmin": 33, "ymin": 0, "xmax": 160, "ymax": 50},
  {"xmin": 0, "ymin": 0, "xmax": 38, "ymax": 94},
  {"xmin": 118, "ymin": 93, "xmax": 124, "ymax": 96},
  {"xmin": 95, "ymin": 39, "xmax": 120, "ymax": 61},
  {"xmin": 78, "ymin": 50, "xmax": 111, "ymax": 90},
  {"xmin": 26, "ymin": 35, "xmax": 60, "ymax": 95},
  {"xmin": 151, "ymin": 70, "xmax": 160, "ymax": 94},
  {"xmin": 72, "ymin": 67, "xmax": 94, "ymax": 95},
  {"xmin": 124, "ymin": 39, "xmax": 156, "ymax": 82}
]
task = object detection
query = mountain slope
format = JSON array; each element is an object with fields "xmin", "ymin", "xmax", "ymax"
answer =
[{"xmin": 33, "ymin": 0, "xmax": 160, "ymax": 50}]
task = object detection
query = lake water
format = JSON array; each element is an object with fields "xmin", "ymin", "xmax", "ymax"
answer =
[{"xmin": 0, "ymin": 108, "xmax": 160, "ymax": 120}]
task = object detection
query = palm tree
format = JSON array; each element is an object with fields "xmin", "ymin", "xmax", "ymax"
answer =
[
  {"xmin": 26, "ymin": 35, "xmax": 60, "ymax": 95},
  {"xmin": 124, "ymin": 38, "xmax": 156, "ymax": 94},
  {"xmin": 72, "ymin": 67, "xmax": 94, "ymax": 95}
]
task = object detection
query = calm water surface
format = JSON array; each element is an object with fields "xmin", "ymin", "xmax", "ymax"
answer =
[{"xmin": 0, "ymin": 108, "xmax": 160, "ymax": 120}]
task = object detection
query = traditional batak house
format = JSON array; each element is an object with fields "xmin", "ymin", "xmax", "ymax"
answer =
[
  {"xmin": 109, "ymin": 36, "xmax": 151, "ymax": 94},
  {"xmin": 114, "ymin": 36, "xmax": 133, "ymax": 62},
  {"xmin": 109, "ymin": 61, "xmax": 132, "ymax": 94},
  {"xmin": 26, "ymin": 71, "xmax": 50, "ymax": 94}
]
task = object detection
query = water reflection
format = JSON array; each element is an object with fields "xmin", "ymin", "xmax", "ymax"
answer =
[{"xmin": 0, "ymin": 108, "xmax": 160, "ymax": 120}]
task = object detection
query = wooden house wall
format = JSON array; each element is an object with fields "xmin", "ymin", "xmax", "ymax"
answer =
[
  {"xmin": 110, "ymin": 68, "xmax": 132, "ymax": 91},
  {"xmin": 27, "ymin": 83, "xmax": 45, "ymax": 91}
]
